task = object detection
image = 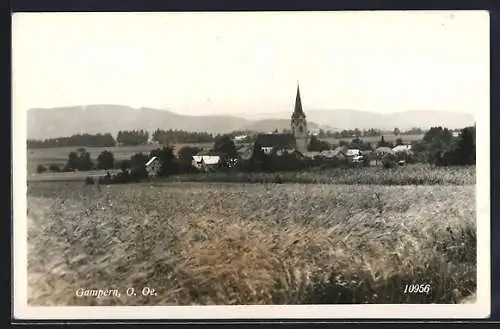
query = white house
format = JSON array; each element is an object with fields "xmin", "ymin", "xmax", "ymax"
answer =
[
  {"xmin": 320, "ymin": 147, "xmax": 347, "ymax": 160},
  {"xmin": 233, "ymin": 135, "xmax": 248, "ymax": 142},
  {"xmin": 392, "ymin": 144, "xmax": 412, "ymax": 153},
  {"xmin": 346, "ymin": 149, "xmax": 361, "ymax": 157},
  {"xmin": 192, "ymin": 155, "xmax": 221, "ymax": 171},
  {"xmin": 145, "ymin": 156, "xmax": 161, "ymax": 178}
]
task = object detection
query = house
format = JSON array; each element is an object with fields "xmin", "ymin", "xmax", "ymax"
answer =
[
  {"xmin": 303, "ymin": 151, "xmax": 322, "ymax": 159},
  {"xmin": 375, "ymin": 146, "xmax": 395, "ymax": 156},
  {"xmin": 318, "ymin": 147, "xmax": 347, "ymax": 160},
  {"xmin": 145, "ymin": 156, "xmax": 161, "ymax": 178},
  {"xmin": 392, "ymin": 144, "xmax": 413, "ymax": 162},
  {"xmin": 345, "ymin": 149, "xmax": 361, "ymax": 157},
  {"xmin": 192, "ymin": 155, "xmax": 221, "ymax": 172},
  {"xmin": 233, "ymin": 135, "xmax": 248, "ymax": 142},
  {"xmin": 254, "ymin": 133, "xmax": 297, "ymax": 155},
  {"xmin": 392, "ymin": 144, "xmax": 412, "ymax": 153},
  {"xmin": 352, "ymin": 155, "xmax": 364, "ymax": 164}
]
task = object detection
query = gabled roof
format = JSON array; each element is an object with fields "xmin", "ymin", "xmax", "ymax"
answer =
[
  {"xmin": 145, "ymin": 156, "xmax": 158, "ymax": 166},
  {"xmin": 255, "ymin": 133, "xmax": 296, "ymax": 149},
  {"xmin": 392, "ymin": 144, "xmax": 412, "ymax": 153},
  {"xmin": 375, "ymin": 146, "xmax": 395, "ymax": 155},
  {"xmin": 192, "ymin": 155, "xmax": 220, "ymax": 165},
  {"xmin": 346, "ymin": 149, "xmax": 360, "ymax": 157},
  {"xmin": 321, "ymin": 147, "xmax": 347, "ymax": 158}
]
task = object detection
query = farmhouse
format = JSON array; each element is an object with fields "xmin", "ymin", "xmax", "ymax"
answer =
[
  {"xmin": 375, "ymin": 146, "xmax": 395, "ymax": 156},
  {"xmin": 345, "ymin": 149, "xmax": 361, "ymax": 157},
  {"xmin": 253, "ymin": 83, "xmax": 309, "ymax": 156},
  {"xmin": 145, "ymin": 156, "xmax": 161, "ymax": 178},
  {"xmin": 392, "ymin": 144, "xmax": 412, "ymax": 153},
  {"xmin": 254, "ymin": 133, "xmax": 296, "ymax": 155},
  {"xmin": 192, "ymin": 155, "xmax": 221, "ymax": 172},
  {"xmin": 392, "ymin": 144, "xmax": 413, "ymax": 163},
  {"xmin": 320, "ymin": 146, "xmax": 347, "ymax": 160}
]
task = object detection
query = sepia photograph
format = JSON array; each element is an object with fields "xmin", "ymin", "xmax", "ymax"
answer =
[{"xmin": 12, "ymin": 11, "xmax": 490, "ymax": 319}]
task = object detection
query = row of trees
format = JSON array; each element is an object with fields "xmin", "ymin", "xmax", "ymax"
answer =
[
  {"xmin": 116, "ymin": 130, "xmax": 149, "ymax": 146},
  {"xmin": 151, "ymin": 129, "xmax": 214, "ymax": 144},
  {"xmin": 27, "ymin": 126, "xmax": 431, "ymax": 150},
  {"xmin": 308, "ymin": 135, "xmax": 405, "ymax": 152},
  {"xmin": 28, "ymin": 129, "xmax": 257, "ymax": 149},
  {"xmin": 315, "ymin": 127, "xmax": 425, "ymax": 139},
  {"xmin": 27, "ymin": 133, "xmax": 116, "ymax": 149}
]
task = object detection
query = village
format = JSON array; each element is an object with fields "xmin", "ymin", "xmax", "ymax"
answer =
[{"xmin": 143, "ymin": 85, "xmax": 415, "ymax": 180}]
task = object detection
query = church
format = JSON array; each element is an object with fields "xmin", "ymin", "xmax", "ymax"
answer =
[{"xmin": 254, "ymin": 84, "xmax": 309, "ymax": 155}]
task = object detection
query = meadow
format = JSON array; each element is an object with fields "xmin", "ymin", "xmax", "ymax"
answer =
[
  {"xmin": 166, "ymin": 164, "xmax": 475, "ymax": 186},
  {"xmin": 27, "ymin": 165, "xmax": 476, "ymax": 306},
  {"xmin": 27, "ymin": 142, "xmax": 214, "ymax": 174},
  {"xmin": 26, "ymin": 134, "xmax": 423, "ymax": 174}
]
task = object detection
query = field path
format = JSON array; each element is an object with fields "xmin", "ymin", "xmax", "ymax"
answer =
[{"xmin": 28, "ymin": 169, "xmax": 122, "ymax": 182}]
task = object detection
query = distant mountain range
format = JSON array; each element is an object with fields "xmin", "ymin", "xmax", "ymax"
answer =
[{"xmin": 26, "ymin": 105, "xmax": 475, "ymax": 140}]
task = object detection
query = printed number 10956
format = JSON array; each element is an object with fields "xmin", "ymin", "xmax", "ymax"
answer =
[{"xmin": 403, "ymin": 284, "xmax": 431, "ymax": 294}]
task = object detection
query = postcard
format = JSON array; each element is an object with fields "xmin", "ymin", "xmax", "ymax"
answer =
[{"xmin": 12, "ymin": 10, "xmax": 490, "ymax": 320}]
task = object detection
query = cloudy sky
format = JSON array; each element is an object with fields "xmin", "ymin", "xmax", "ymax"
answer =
[{"xmin": 12, "ymin": 11, "xmax": 488, "ymax": 116}]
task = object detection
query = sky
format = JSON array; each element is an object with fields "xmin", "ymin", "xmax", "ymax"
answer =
[{"xmin": 12, "ymin": 11, "xmax": 489, "ymax": 116}]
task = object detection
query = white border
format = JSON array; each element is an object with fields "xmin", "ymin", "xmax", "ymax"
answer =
[{"xmin": 12, "ymin": 11, "xmax": 491, "ymax": 320}]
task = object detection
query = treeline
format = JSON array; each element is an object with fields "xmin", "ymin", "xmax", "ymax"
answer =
[
  {"xmin": 27, "ymin": 129, "xmax": 256, "ymax": 149},
  {"xmin": 27, "ymin": 133, "xmax": 116, "ymax": 149},
  {"xmin": 315, "ymin": 127, "xmax": 425, "ymax": 139},
  {"xmin": 152, "ymin": 129, "xmax": 214, "ymax": 144},
  {"xmin": 27, "ymin": 126, "xmax": 429, "ymax": 150},
  {"xmin": 116, "ymin": 130, "xmax": 149, "ymax": 146}
]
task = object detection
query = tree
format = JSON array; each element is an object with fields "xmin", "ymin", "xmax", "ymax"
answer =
[
  {"xmin": 49, "ymin": 164, "xmax": 61, "ymax": 172},
  {"xmin": 96, "ymin": 150, "xmax": 115, "ymax": 170},
  {"xmin": 393, "ymin": 127, "xmax": 401, "ymax": 136},
  {"xmin": 250, "ymin": 141, "xmax": 269, "ymax": 171},
  {"xmin": 452, "ymin": 126, "xmax": 475, "ymax": 165},
  {"xmin": 77, "ymin": 148, "xmax": 93, "ymax": 170},
  {"xmin": 36, "ymin": 164, "xmax": 47, "ymax": 173},
  {"xmin": 130, "ymin": 152, "xmax": 149, "ymax": 168},
  {"xmin": 64, "ymin": 148, "xmax": 93, "ymax": 171},
  {"xmin": 177, "ymin": 146, "xmax": 201, "ymax": 173},
  {"xmin": 395, "ymin": 138, "xmax": 404, "ymax": 146},
  {"xmin": 149, "ymin": 146, "xmax": 178, "ymax": 176},
  {"xmin": 213, "ymin": 135, "xmax": 238, "ymax": 159},
  {"xmin": 65, "ymin": 151, "xmax": 80, "ymax": 170},
  {"xmin": 377, "ymin": 136, "xmax": 392, "ymax": 148},
  {"xmin": 308, "ymin": 136, "xmax": 330, "ymax": 152},
  {"xmin": 423, "ymin": 127, "xmax": 453, "ymax": 150}
]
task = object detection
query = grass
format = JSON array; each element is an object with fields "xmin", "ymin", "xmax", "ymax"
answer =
[
  {"xmin": 27, "ymin": 142, "xmax": 215, "ymax": 174},
  {"xmin": 26, "ymin": 133, "xmax": 424, "ymax": 174},
  {"xmin": 27, "ymin": 176, "xmax": 476, "ymax": 306},
  {"xmin": 166, "ymin": 164, "xmax": 475, "ymax": 186}
]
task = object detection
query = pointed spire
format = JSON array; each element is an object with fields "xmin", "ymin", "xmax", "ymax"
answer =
[{"xmin": 292, "ymin": 82, "xmax": 305, "ymax": 118}]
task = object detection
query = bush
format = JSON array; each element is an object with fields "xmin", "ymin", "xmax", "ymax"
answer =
[
  {"xmin": 48, "ymin": 164, "xmax": 61, "ymax": 172},
  {"xmin": 96, "ymin": 150, "xmax": 115, "ymax": 170},
  {"xmin": 36, "ymin": 164, "xmax": 47, "ymax": 173}
]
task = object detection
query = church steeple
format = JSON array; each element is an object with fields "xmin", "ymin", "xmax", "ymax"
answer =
[
  {"xmin": 290, "ymin": 82, "xmax": 308, "ymax": 154},
  {"xmin": 292, "ymin": 82, "xmax": 305, "ymax": 119}
]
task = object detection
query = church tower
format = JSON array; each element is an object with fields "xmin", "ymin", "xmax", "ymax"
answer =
[{"xmin": 291, "ymin": 83, "xmax": 308, "ymax": 154}]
